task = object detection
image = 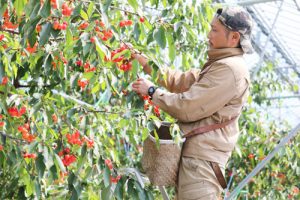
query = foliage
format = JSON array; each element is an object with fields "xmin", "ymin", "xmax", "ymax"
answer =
[
  {"xmin": 227, "ymin": 63, "xmax": 300, "ymax": 199},
  {"xmin": 0, "ymin": 0, "xmax": 213, "ymax": 199},
  {"xmin": 0, "ymin": 0, "xmax": 299, "ymax": 200}
]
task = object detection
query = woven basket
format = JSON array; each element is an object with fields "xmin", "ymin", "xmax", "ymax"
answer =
[{"xmin": 141, "ymin": 122, "xmax": 182, "ymax": 186}]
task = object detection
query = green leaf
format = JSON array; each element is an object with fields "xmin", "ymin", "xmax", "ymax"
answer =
[
  {"xmin": 147, "ymin": 29, "xmax": 154, "ymax": 44},
  {"xmin": 114, "ymin": 177, "xmax": 124, "ymax": 200},
  {"xmin": 87, "ymin": 1, "xmax": 95, "ymax": 17},
  {"xmin": 95, "ymin": 39, "xmax": 110, "ymax": 63},
  {"xmin": 29, "ymin": 101, "xmax": 42, "ymax": 117},
  {"xmin": 54, "ymin": 154, "xmax": 66, "ymax": 173},
  {"xmin": 174, "ymin": 21, "xmax": 183, "ymax": 32},
  {"xmin": 80, "ymin": 9, "xmax": 89, "ymax": 21},
  {"xmin": 134, "ymin": 181, "xmax": 146, "ymax": 200},
  {"xmin": 133, "ymin": 23, "xmax": 141, "ymax": 41},
  {"xmin": 153, "ymin": 26, "xmax": 166, "ymax": 49},
  {"xmin": 70, "ymin": 188, "xmax": 78, "ymax": 200},
  {"xmin": 35, "ymin": 153, "xmax": 46, "ymax": 179},
  {"xmin": 103, "ymin": 0, "xmax": 113, "ymax": 13},
  {"xmin": 167, "ymin": 32, "xmax": 176, "ymax": 61},
  {"xmin": 66, "ymin": 27, "xmax": 73, "ymax": 46},
  {"xmin": 28, "ymin": 29, "xmax": 37, "ymax": 48},
  {"xmin": 14, "ymin": 0, "xmax": 26, "ymax": 17},
  {"xmin": 25, "ymin": 16, "xmax": 41, "ymax": 47},
  {"xmin": 39, "ymin": 22, "xmax": 52, "ymax": 46},
  {"xmin": 72, "ymin": 2, "xmax": 82, "ymax": 17},
  {"xmin": 44, "ymin": 54, "xmax": 52, "ymax": 75},
  {"xmin": 0, "ymin": 2, "xmax": 7, "ymax": 18},
  {"xmin": 91, "ymin": 83, "xmax": 100, "ymax": 94},
  {"xmin": 40, "ymin": 0, "xmax": 51, "ymax": 18},
  {"xmin": 101, "ymin": 186, "xmax": 112, "ymax": 200},
  {"xmin": 68, "ymin": 172, "xmax": 77, "ymax": 188},
  {"xmin": 83, "ymin": 43, "xmax": 92, "ymax": 57},
  {"xmin": 128, "ymin": 0, "xmax": 138, "ymax": 11},
  {"xmin": 127, "ymin": 179, "xmax": 138, "ymax": 199},
  {"xmin": 131, "ymin": 60, "xmax": 139, "ymax": 79},
  {"xmin": 235, "ymin": 144, "xmax": 242, "ymax": 157},
  {"xmin": 30, "ymin": 3, "xmax": 41, "ymax": 20},
  {"xmin": 34, "ymin": 180, "xmax": 42, "ymax": 198},
  {"xmin": 103, "ymin": 165, "xmax": 111, "ymax": 187}
]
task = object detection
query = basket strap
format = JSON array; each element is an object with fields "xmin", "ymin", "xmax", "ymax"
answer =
[
  {"xmin": 209, "ymin": 161, "xmax": 227, "ymax": 189},
  {"xmin": 181, "ymin": 116, "xmax": 238, "ymax": 189},
  {"xmin": 182, "ymin": 116, "xmax": 238, "ymax": 138}
]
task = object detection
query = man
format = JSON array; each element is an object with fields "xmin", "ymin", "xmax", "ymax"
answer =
[{"xmin": 132, "ymin": 7, "xmax": 253, "ymax": 199}]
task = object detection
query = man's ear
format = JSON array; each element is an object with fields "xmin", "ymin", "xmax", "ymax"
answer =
[{"xmin": 232, "ymin": 32, "xmax": 241, "ymax": 47}]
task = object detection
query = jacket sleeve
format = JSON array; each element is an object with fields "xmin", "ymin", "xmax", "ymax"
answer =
[
  {"xmin": 157, "ymin": 68, "xmax": 201, "ymax": 93},
  {"xmin": 152, "ymin": 64, "xmax": 237, "ymax": 122}
]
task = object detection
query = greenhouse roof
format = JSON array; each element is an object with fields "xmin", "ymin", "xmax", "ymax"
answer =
[{"xmin": 217, "ymin": 0, "xmax": 300, "ymax": 126}]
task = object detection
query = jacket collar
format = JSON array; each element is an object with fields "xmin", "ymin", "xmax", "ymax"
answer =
[
  {"xmin": 207, "ymin": 48, "xmax": 243, "ymax": 62},
  {"xmin": 198, "ymin": 48, "xmax": 244, "ymax": 80}
]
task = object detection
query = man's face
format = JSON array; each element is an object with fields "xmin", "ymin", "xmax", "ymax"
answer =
[{"xmin": 207, "ymin": 17, "xmax": 231, "ymax": 49}]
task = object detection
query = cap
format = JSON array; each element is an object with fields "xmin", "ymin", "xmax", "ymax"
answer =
[{"xmin": 216, "ymin": 7, "xmax": 254, "ymax": 54}]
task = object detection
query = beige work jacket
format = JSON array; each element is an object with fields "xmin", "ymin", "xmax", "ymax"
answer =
[{"xmin": 152, "ymin": 48, "xmax": 250, "ymax": 166}]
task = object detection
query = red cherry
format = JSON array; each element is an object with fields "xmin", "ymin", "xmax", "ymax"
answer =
[
  {"xmin": 53, "ymin": 21, "xmax": 60, "ymax": 30},
  {"xmin": 62, "ymin": 3, "xmax": 68, "ymax": 10},
  {"xmin": 0, "ymin": 34, "xmax": 4, "ymax": 41},
  {"xmin": 139, "ymin": 17, "xmax": 145, "ymax": 23},
  {"xmin": 76, "ymin": 60, "xmax": 83, "ymax": 66},
  {"xmin": 125, "ymin": 20, "xmax": 133, "ymax": 26},
  {"xmin": 61, "ymin": 23, "xmax": 67, "ymax": 30},
  {"xmin": 1, "ymin": 76, "xmax": 8, "ymax": 85},
  {"xmin": 36, "ymin": 25, "xmax": 42, "ymax": 32},
  {"xmin": 119, "ymin": 21, "xmax": 126, "ymax": 27},
  {"xmin": 90, "ymin": 36, "xmax": 96, "ymax": 43}
]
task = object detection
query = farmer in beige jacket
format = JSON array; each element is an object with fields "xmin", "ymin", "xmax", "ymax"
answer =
[{"xmin": 132, "ymin": 7, "xmax": 253, "ymax": 199}]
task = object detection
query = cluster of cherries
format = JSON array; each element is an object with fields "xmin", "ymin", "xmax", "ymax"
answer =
[
  {"xmin": 77, "ymin": 78, "xmax": 89, "ymax": 89},
  {"xmin": 104, "ymin": 45, "xmax": 133, "ymax": 72},
  {"xmin": 56, "ymin": 130, "xmax": 94, "ymax": 167},
  {"xmin": 7, "ymin": 106, "xmax": 27, "ymax": 117},
  {"xmin": 58, "ymin": 148, "xmax": 76, "ymax": 167},
  {"xmin": 105, "ymin": 159, "xmax": 122, "ymax": 184},
  {"xmin": 66, "ymin": 130, "xmax": 94, "ymax": 148},
  {"xmin": 2, "ymin": 9, "xmax": 18, "ymax": 30},
  {"xmin": 143, "ymin": 95, "xmax": 160, "ymax": 117},
  {"xmin": 76, "ymin": 60, "xmax": 96, "ymax": 73},
  {"xmin": 62, "ymin": 3, "xmax": 72, "ymax": 16},
  {"xmin": 18, "ymin": 123, "xmax": 36, "ymax": 143}
]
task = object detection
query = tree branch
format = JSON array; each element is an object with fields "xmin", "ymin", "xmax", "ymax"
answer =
[
  {"xmin": 0, "ymin": 28, "xmax": 19, "ymax": 35},
  {"xmin": 0, "ymin": 131, "xmax": 28, "ymax": 144},
  {"xmin": 109, "ymin": 6, "xmax": 140, "ymax": 16}
]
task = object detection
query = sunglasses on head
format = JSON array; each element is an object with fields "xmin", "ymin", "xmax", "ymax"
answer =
[
  {"xmin": 217, "ymin": 8, "xmax": 223, "ymax": 15},
  {"xmin": 216, "ymin": 8, "xmax": 235, "ymax": 31}
]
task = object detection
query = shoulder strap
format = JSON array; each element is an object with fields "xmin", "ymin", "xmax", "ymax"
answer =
[{"xmin": 182, "ymin": 116, "xmax": 238, "ymax": 138}]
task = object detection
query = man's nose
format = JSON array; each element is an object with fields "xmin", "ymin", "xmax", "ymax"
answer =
[{"xmin": 207, "ymin": 30, "xmax": 212, "ymax": 39}]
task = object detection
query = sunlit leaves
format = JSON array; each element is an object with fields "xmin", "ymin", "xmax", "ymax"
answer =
[{"xmin": 154, "ymin": 26, "xmax": 166, "ymax": 49}]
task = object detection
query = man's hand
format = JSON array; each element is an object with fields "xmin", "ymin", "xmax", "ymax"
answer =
[
  {"xmin": 123, "ymin": 42, "xmax": 152, "ymax": 75},
  {"xmin": 132, "ymin": 53, "xmax": 152, "ymax": 75},
  {"xmin": 132, "ymin": 78, "xmax": 154, "ymax": 96}
]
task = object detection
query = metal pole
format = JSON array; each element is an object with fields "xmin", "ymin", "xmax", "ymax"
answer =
[
  {"xmin": 251, "ymin": 0, "xmax": 285, "ymax": 76},
  {"xmin": 225, "ymin": 122, "xmax": 300, "ymax": 200},
  {"xmin": 237, "ymin": 0, "xmax": 281, "ymax": 6},
  {"xmin": 159, "ymin": 186, "xmax": 170, "ymax": 200},
  {"xmin": 266, "ymin": 95, "xmax": 300, "ymax": 100}
]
